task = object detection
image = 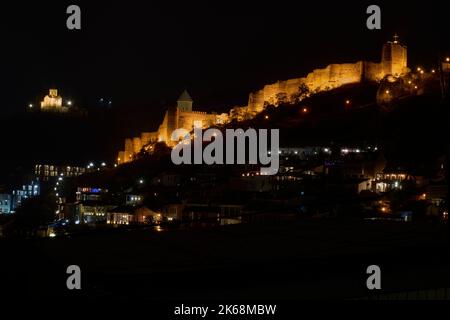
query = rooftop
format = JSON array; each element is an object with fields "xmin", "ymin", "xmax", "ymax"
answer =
[{"xmin": 177, "ymin": 89, "xmax": 193, "ymax": 102}]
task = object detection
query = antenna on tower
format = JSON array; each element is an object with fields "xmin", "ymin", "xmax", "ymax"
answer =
[{"xmin": 393, "ymin": 34, "xmax": 399, "ymax": 44}]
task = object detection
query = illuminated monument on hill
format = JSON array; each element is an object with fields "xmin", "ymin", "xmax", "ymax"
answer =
[
  {"xmin": 117, "ymin": 36, "xmax": 409, "ymax": 164},
  {"xmin": 40, "ymin": 89, "xmax": 70, "ymax": 113},
  {"xmin": 239, "ymin": 35, "xmax": 408, "ymax": 118},
  {"xmin": 117, "ymin": 90, "xmax": 229, "ymax": 164}
]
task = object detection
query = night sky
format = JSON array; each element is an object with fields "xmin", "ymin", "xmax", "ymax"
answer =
[{"xmin": 1, "ymin": 1, "xmax": 447, "ymax": 118}]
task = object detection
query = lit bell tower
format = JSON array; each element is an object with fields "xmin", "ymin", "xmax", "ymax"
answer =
[{"xmin": 177, "ymin": 89, "xmax": 193, "ymax": 112}]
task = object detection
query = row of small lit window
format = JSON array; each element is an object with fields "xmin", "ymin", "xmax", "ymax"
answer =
[
  {"xmin": 83, "ymin": 212, "xmax": 106, "ymax": 216},
  {"xmin": 78, "ymin": 195, "xmax": 102, "ymax": 201},
  {"xmin": 12, "ymin": 185, "xmax": 39, "ymax": 193},
  {"xmin": 127, "ymin": 196, "xmax": 142, "ymax": 202},
  {"xmin": 77, "ymin": 187, "xmax": 106, "ymax": 193},
  {"xmin": 23, "ymin": 185, "xmax": 39, "ymax": 191},
  {"xmin": 36, "ymin": 170, "xmax": 84, "ymax": 177},
  {"xmin": 275, "ymin": 176, "xmax": 301, "ymax": 181},
  {"xmin": 12, "ymin": 191, "xmax": 38, "ymax": 197},
  {"xmin": 36, "ymin": 165, "xmax": 85, "ymax": 171},
  {"xmin": 267, "ymin": 149, "xmax": 329, "ymax": 155},
  {"xmin": 376, "ymin": 174, "xmax": 407, "ymax": 180}
]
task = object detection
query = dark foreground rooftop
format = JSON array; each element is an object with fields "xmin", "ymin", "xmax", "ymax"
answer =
[{"xmin": 1, "ymin": 219, "xmax": 449, "ymax": 300}]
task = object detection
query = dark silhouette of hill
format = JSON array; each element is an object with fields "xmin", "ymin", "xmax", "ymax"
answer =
[
  {"xmin": 1, "ymin": 81, "xmax": 447, "ymax": 183},
  {"xmin": 0, "ymin": 110, "xmax": 115, "ymax": 178},
  {"xmin": 236, "ymin": 82, "xmax": 448, "ymax": 161}
]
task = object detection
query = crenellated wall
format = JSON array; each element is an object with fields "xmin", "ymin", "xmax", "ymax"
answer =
[
  {"xmin": 117, "ymin": 37, "xmax": 408, "ymax": 164},
  {"xmin": 238, "ymin": 38, "xmax": 407, "ymax": 116},
  {"xmin": 243, "ymin": 60, "xmax": 390, "ymax": 115},
  {"xmin": 117, "ymin": 105, "xmax": 228, "ymax": 164}
]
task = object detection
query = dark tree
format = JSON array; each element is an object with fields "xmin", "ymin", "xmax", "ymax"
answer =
[
  {"xmin": 291, "ymin": 83, "xmax": 310, "ymax": 103},
  {"xmin": 153, "ymin": 142, "xmax": 172, "ymax": 158}
]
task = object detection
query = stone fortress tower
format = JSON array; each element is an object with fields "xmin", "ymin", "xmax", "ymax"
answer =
[
  {"xmin": 381, "ymin": 34, "xmax": 408, "ymax": 77},
  {"xmin": 176, "ymin": 89, "xmax": 193, "ymax": 111}
]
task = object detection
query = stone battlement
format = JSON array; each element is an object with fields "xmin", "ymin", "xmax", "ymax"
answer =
[
  {"xmin": 117, "ymin": 36, "xmax": 408, "ymax": 164},
  {"xmin": 235, "ymin": 36, "xmax": 407, "ymax": 117}
]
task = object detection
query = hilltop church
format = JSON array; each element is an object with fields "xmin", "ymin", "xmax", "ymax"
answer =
[
  {"xmin": 40, "ymin": 89, "xmax": 70, "ymax": 113},
  {"xmin": 117, "ymin": 90, "xmax": 228, "ymax": 164}
]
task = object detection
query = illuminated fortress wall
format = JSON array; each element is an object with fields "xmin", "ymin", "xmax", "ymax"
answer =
[
  {"xmin": 155, "ymin": 108, "xmax": 218, "ymax": 144},
  {"xmin": 117, "ymin": 91, "xmax": 227, "ymax": 164},
  {"xmin": 117, "ymin": 37, "xmax": 407, "ymax": 164},
  {"xmin": 240, "ymin": 37, "xmax": 407, "ymax": 116}
]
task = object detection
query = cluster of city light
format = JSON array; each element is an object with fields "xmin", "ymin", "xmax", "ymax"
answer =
[
  {"xmin": 28, "ymin": 98, "xmax": 74, "ymax": 110},
  {"xmin": 241, "ymin": 171, "xmax": 272, "ymax": 177},
  {"xmin": 340, "ymin": 146, "xmax": 377, "ymax": 155},
  {"xmin": 54, "ymin": 176, "xmax": 63, "ymax": 202},
  {"xmin": 406, "ymin": 79, "xmax": 419, "ymax": 90},
  {"xmin": 241, "ymin": 172, "xmax": 262, "ymax": 177},
  {"xmin": 416, "ymin": 65, "xmax": 442, "ymax": 75},
  {"xmin": 86, "ymin": 161, "xmax": 109, "ymax": 170},
  {"xmin": 99, "ymin": 98, "xmax": 113, "ymax": 105},
  {"xmin": 342, "ymin": 148, "xmax": 360, "ymax": 154}
]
